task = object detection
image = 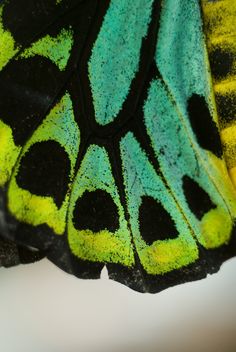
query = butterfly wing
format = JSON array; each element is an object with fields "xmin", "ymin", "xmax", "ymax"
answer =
[{"xmin": 0, "ymin": 0, "xmax": 235, "ymax": 293}]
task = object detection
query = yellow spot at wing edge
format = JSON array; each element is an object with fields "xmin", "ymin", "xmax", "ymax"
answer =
[
  {"xmin": 0, "ymin": 121, "xmax": 21, "ymax": 186},
  {"xmin": 140, "ymin": 238, "xmax": 198, "ymax": 275},
  {"xmin": 8, "ymin": 178, "xmax": 67, "ymax": 234},
  {"xmin": 201, "ymin": 207, "xmax": 232, "ymax": 248},
  {"xmin": 69, "ymin": 228, "xmax": 134, "ymax": 266}
]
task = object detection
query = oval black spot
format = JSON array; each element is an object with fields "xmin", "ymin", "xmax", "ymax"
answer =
[
  {"xmin": 0, "ymin": 57, "xmax": 63, "ymax": 146},
  {"xmin": 139, "ymin": 196, "xmax": 178, "ymax": 245},
  {"xmin": 209, "ymin": 47, "xmax": 234, "ymax": 80},
  {"xmin": 187, "ymin": 94, "xmax": 222, "ymax": 157},
  {"xmin": 73, "ymin": 190, "xmax": 119, "ymax": 233},
  {"xmin": 16, "ymin": 140, "xmax": 70, "ymax": 208},
  {"xmin": 182, "ymin": 175, "xmax": 216, "ymax": 220}
]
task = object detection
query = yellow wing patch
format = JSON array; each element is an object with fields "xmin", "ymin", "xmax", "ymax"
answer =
[{"xmin": 202, "ymin": 0, "xmax": 236, "ymax": 188}]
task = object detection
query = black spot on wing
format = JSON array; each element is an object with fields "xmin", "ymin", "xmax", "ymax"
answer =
[
  {"xmin": 73, "ymin": 190, "xmax": 119, "ymax": 233},
  {"xmin": 209, "ymin": 47, "xmax": 234, "ymax": 80},
  {"xmin": 182, "ymin": 175, "xmax": 216, "ymax": 220},
  {"xmin": 187, "ymin": 94, "xmax": 222, "ymax": 157},
  {"xmin": 215, "ymin": 92, "xmax": 236, "ymax": 127},
  {"xmin": 2, "ymin": 0, "xmax": 81, "ymax": 45},
  {"xmin": 139, "ymin": 196, "xmax": 178, "ymax": 245},
  {"xmin": 0, "ymin": 57, "xmax": 62, "ymax": 145},
  {"xmin": 16, "ymin": 141, "xmax": 70, "ymax": 208}
]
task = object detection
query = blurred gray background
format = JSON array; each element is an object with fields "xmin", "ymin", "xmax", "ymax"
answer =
[{"xmin": 0, "ymin": 257, "xmax": 235, "ymax": 352}]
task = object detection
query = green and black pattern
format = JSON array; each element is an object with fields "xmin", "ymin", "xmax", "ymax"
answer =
[{"xmin": 0, "ymin": 0, "xmax": 235, "ymax": 293}]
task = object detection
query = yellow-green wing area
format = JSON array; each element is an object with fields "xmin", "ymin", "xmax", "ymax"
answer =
[
  {"xmin": 201, "ymin": 0, "xmax": 236, "ymax": 189},
  {"xmin": 0, "ymin": 0, "xmax": 235, "ymax": 293},
  {"xmin": 0, "ymin": 0, "xmax": 78, "ymax": 266},
  {"xmin": 8, "ymin": 93, "xmax": 79, "ymax": 235}
]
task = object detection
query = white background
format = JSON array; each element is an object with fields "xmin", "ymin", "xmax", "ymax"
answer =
[{"xmin": 0, "ymin": 257, "xmax": 235, "ymax": 352}]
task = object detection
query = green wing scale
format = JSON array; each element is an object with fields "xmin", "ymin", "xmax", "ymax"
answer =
[{"xmin": 0, "ymin": 0, "xmax": 235, "ymax": 293}]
